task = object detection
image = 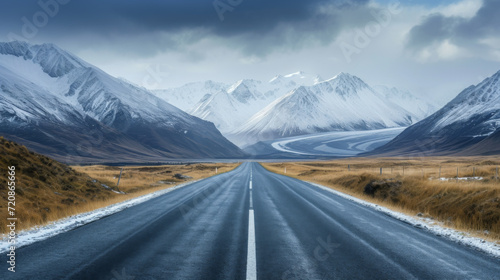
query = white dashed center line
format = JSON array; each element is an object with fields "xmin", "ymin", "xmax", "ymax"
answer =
[{"xmin": 246, "ymin": 170, "xmax": 257, "ymax": 280}]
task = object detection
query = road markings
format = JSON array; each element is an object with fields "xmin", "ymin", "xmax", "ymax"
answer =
[
  {"xmin": 247, "ymin": 210, "xmax": 257, "ymax": 280},
  {"xmin": 246, "ymin": 174, "xmax": 257, "ymax": 280}
]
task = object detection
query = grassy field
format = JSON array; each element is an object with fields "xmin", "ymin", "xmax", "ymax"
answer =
[
  {"xmin": 0, "ymin": 141, "xmax": 239, "ymax": 234},
  {"xmin": 72, "ymin": 163, "xmax": 238, "ymax": 195},
  {"xmin": 262, "ymin": 156, "xmax": 500, "ymax": 242}
]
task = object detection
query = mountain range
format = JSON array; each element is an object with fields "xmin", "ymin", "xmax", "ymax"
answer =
[
  {"xmin": 155, "ymin": 72, "xmax": 436, "ymax": 147},
  {"xmin": 154, "ymin": 71, "xmax": 321, "ymax": 134},
  {"xmin": 371, "ymin": 69, "xmax": 500, "ymax": 156},
  {"xmin": 3, "ymin": 41, "xmax": 495, "ymax": 161},
  {"xmin": 0, "ymin": 41, "xmax": 244, "ymax": 163}
]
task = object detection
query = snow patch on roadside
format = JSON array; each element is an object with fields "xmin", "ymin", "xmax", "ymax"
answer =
[
  {"xmin": 436, "ymin": 177, "xmax": 484, "ymax": 182},
  {"xmin": 0, "ymin": 180, "xmax": 199, "ymax": 253},
  {"xmin": 308, "ymin": 182, "xmax": 500, "ymax": 258}
]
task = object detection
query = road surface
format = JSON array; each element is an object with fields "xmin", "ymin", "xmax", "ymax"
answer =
[{"xmin": 3, "ymin": 162, "xmax": 499, "ymax": 279}]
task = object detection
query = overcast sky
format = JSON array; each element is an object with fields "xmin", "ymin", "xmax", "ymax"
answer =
[{"xmin": 1, "ymin": 0, "xmax": 499, "ymax": 105}]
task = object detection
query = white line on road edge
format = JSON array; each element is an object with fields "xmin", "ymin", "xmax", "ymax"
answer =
[
  {"xmin": 0, "ymin": 180, "xmax": 201, "ymax": 253},
  {"xmin": 246, "ymin": 209, "xmax": 257, "ymax": 280},
  {"xmin": 308, "ymin": 182, "xmax": 500, "ymax": 258}
]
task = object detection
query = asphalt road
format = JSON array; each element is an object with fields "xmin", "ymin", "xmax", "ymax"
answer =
[{"xmin": 3, "ymin": 162, "xmax": 500, "ymax": 279}]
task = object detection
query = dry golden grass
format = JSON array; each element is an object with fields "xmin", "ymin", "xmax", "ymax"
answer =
[
  {"xmin": 263, "ymin": 156, "xmax": 500, "ymax": 242},
  {"xmin": 0, "ymin": 135, "xmax": 239, "ymax": 234},
  {"xmin": 73, "ymin": 163, "xmax": 238, "ymax": 194},
  {"xmin": 9, "ymin": 163, "xmax": 238, "ymax": 234}
]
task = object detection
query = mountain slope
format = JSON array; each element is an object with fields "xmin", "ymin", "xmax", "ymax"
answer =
[
  {"xmin": 373, "ymin": 85, "xmax": 437, "ymax": 121},
  {"xmin": 371, "ymin": 70, "xmax": 500, "ymax": 156},
  {"xmin": 229, "ymin": 73, "xmax": 419, "ymax": 146},
  {"xmin": 461, "ymin": 128, "xmax": 500, "ymax": 155},
  {"xmin": 153, "ymin": 80, "xmax": 228, "ymax": 112},
  {"xmin": 0, "ymin": 41, "xmax": 244, "ymax": 162}
]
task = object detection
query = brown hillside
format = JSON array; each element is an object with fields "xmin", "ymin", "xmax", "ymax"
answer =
[{"xmin": 0, "ymin": 137, "xmax": 117, "ymax": 232}]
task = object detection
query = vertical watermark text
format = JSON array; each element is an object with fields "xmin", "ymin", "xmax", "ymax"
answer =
[{"xmin": 6, "ymin": 165, "xmax": 17, "ymax": 273}]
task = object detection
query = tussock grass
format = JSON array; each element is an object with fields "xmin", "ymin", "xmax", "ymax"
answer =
[
  {"xmin": 263, "ymin": 156, "xmax": 500, "ymax": 241},
  {"xmin": 0, "ymin": 136, "xmax": 239, "ymax": 234}
]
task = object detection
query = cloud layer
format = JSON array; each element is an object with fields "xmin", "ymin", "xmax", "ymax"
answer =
[
  {"xmin": 1, "ymin": 0, "xmax": 374, "ymax": 56},
  {"xmin": 406, "ymin": 0, "xmax": 500, "ymax": 60},
  {"xmin": 0, "ymin": 0, "xmax": 499, "ymax": 105}
]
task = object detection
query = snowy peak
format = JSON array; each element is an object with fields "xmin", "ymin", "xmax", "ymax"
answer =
[
  {"xmin": 289, "ymin": 72, "xmax": 376, "ymax": 102},
  {"xmin": 31, "ymin": 43, "xmax": 88, "ymax": 77},
  {"xmin": 269, "ymin": 74, "xmax": 284, "ymax": 84},
  {"xmin": 229, "ymin": 72, "xmax": 421, "ymax": 146},
  {"xmin": 0, "ymin": 41, "xmax": 32, "ymax": 59},
  {"xmin": 269, "ymin": 71, "xmax": 322, "ymax": 87},
  {"xmin": 371, "ymin": 69, "xmax": 500, "ymax": 156},
  {"xmin": 452, "ymin": 69, "xmax": 500, "ymax": 106},
  {"xmin": 0, "ymin": 41, "xmax": 244, "ymax": 160},
  {"xmin": 0, "ymin": 41, "xmax": 88, "ymax": 78},
  {"xmin": 228, "ymin": 79, "xmax": 263, "ymax": 103},
  {"xmin": 326, "ymin": 72, "xmax": 371, "ymax": 96},
  {"xmin": 277, "ymin": 86, "xmax": 319, "ymax": 111},
  {"xmin": 431, "ymin": 70, "xmax": 500, "ymax": 133}
]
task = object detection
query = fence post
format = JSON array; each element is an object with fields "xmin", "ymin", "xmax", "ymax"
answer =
[
  {"xmin": 116, "ymin": 168, "xmax": 123, "ymax": 190},
  {"xmin": 403, "ymin": 166, "xmax": 405, "ymax": 176},
  {"xmin": 473, "ymin": 167, "xmax": 475, "ymax": 177},
  {"xmin": 284, "ymin": 167, "xmax": 287, "ymax": 174},
  {"xmin": 216, "ymin": 167, "xmax": 218, "ymax": 174},
  {"xmin": 348, "ymin": 164, "xmax": 350, "ymax": 171},
  {"xmin": 439, "ymin": 166, "xmax": 441, "ymax": 178},
  {"xmin": 456, "ymin": 167, "xmax": 459, "ymax": 182},
  {"xmin": 496, "ymin": 166, "xmax": 498, "ymax": 181},
  {"xmin": 380, "ymin": 167, "xmax": 382, "ymax": 175}
]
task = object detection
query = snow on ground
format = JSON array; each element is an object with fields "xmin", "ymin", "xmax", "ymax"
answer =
[
  {"xmin": 436, "ymin": 177, "xmax": 484, "ymax": 181},
  {"xmin": 0, "ymin": 180, "xmax": 199, "ymax": 253},
  {"xmin": 309, "ymin": 182, "xmax": 500, "ymax": 258},
  {"xmin": 270, "ymin": 127, "xmax": 405, "ymax": 156}
]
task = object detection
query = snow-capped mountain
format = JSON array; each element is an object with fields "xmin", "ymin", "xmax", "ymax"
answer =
[
  {"xmin": 155, "ymin": 71, "xmax": 322, "ymax": 133},
  {"xmin": 371, "ymin": 70, "xmax": 500, "ymax": 156},
  {"xmin": 189, "ymin": 79, "xmax": 275, "ymax": 132},
  {"xmin": 0, "ymin": 41, "xmax": 244, "ymax": 162},
  {"xmin": 228, "ymin": 73, "xmax": 424, "ymax": 146}
]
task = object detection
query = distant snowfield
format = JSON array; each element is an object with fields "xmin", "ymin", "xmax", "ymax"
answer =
[{"xmin": 270, "ymin": 127, "xmax": 406, "ymax": 157}]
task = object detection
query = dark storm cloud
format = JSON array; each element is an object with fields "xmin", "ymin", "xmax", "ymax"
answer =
[
  {"xmin": 406, "ymin": 0, "xmax": 500, "ymax": 52},
  {"xmin": 0, "ymin": 0, "xmax": 370, "ymax": 56}
]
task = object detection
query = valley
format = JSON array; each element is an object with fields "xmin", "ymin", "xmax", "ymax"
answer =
[{"xmin": 1, "ymin": 1, "xmax": 500, "ymax": 279}]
